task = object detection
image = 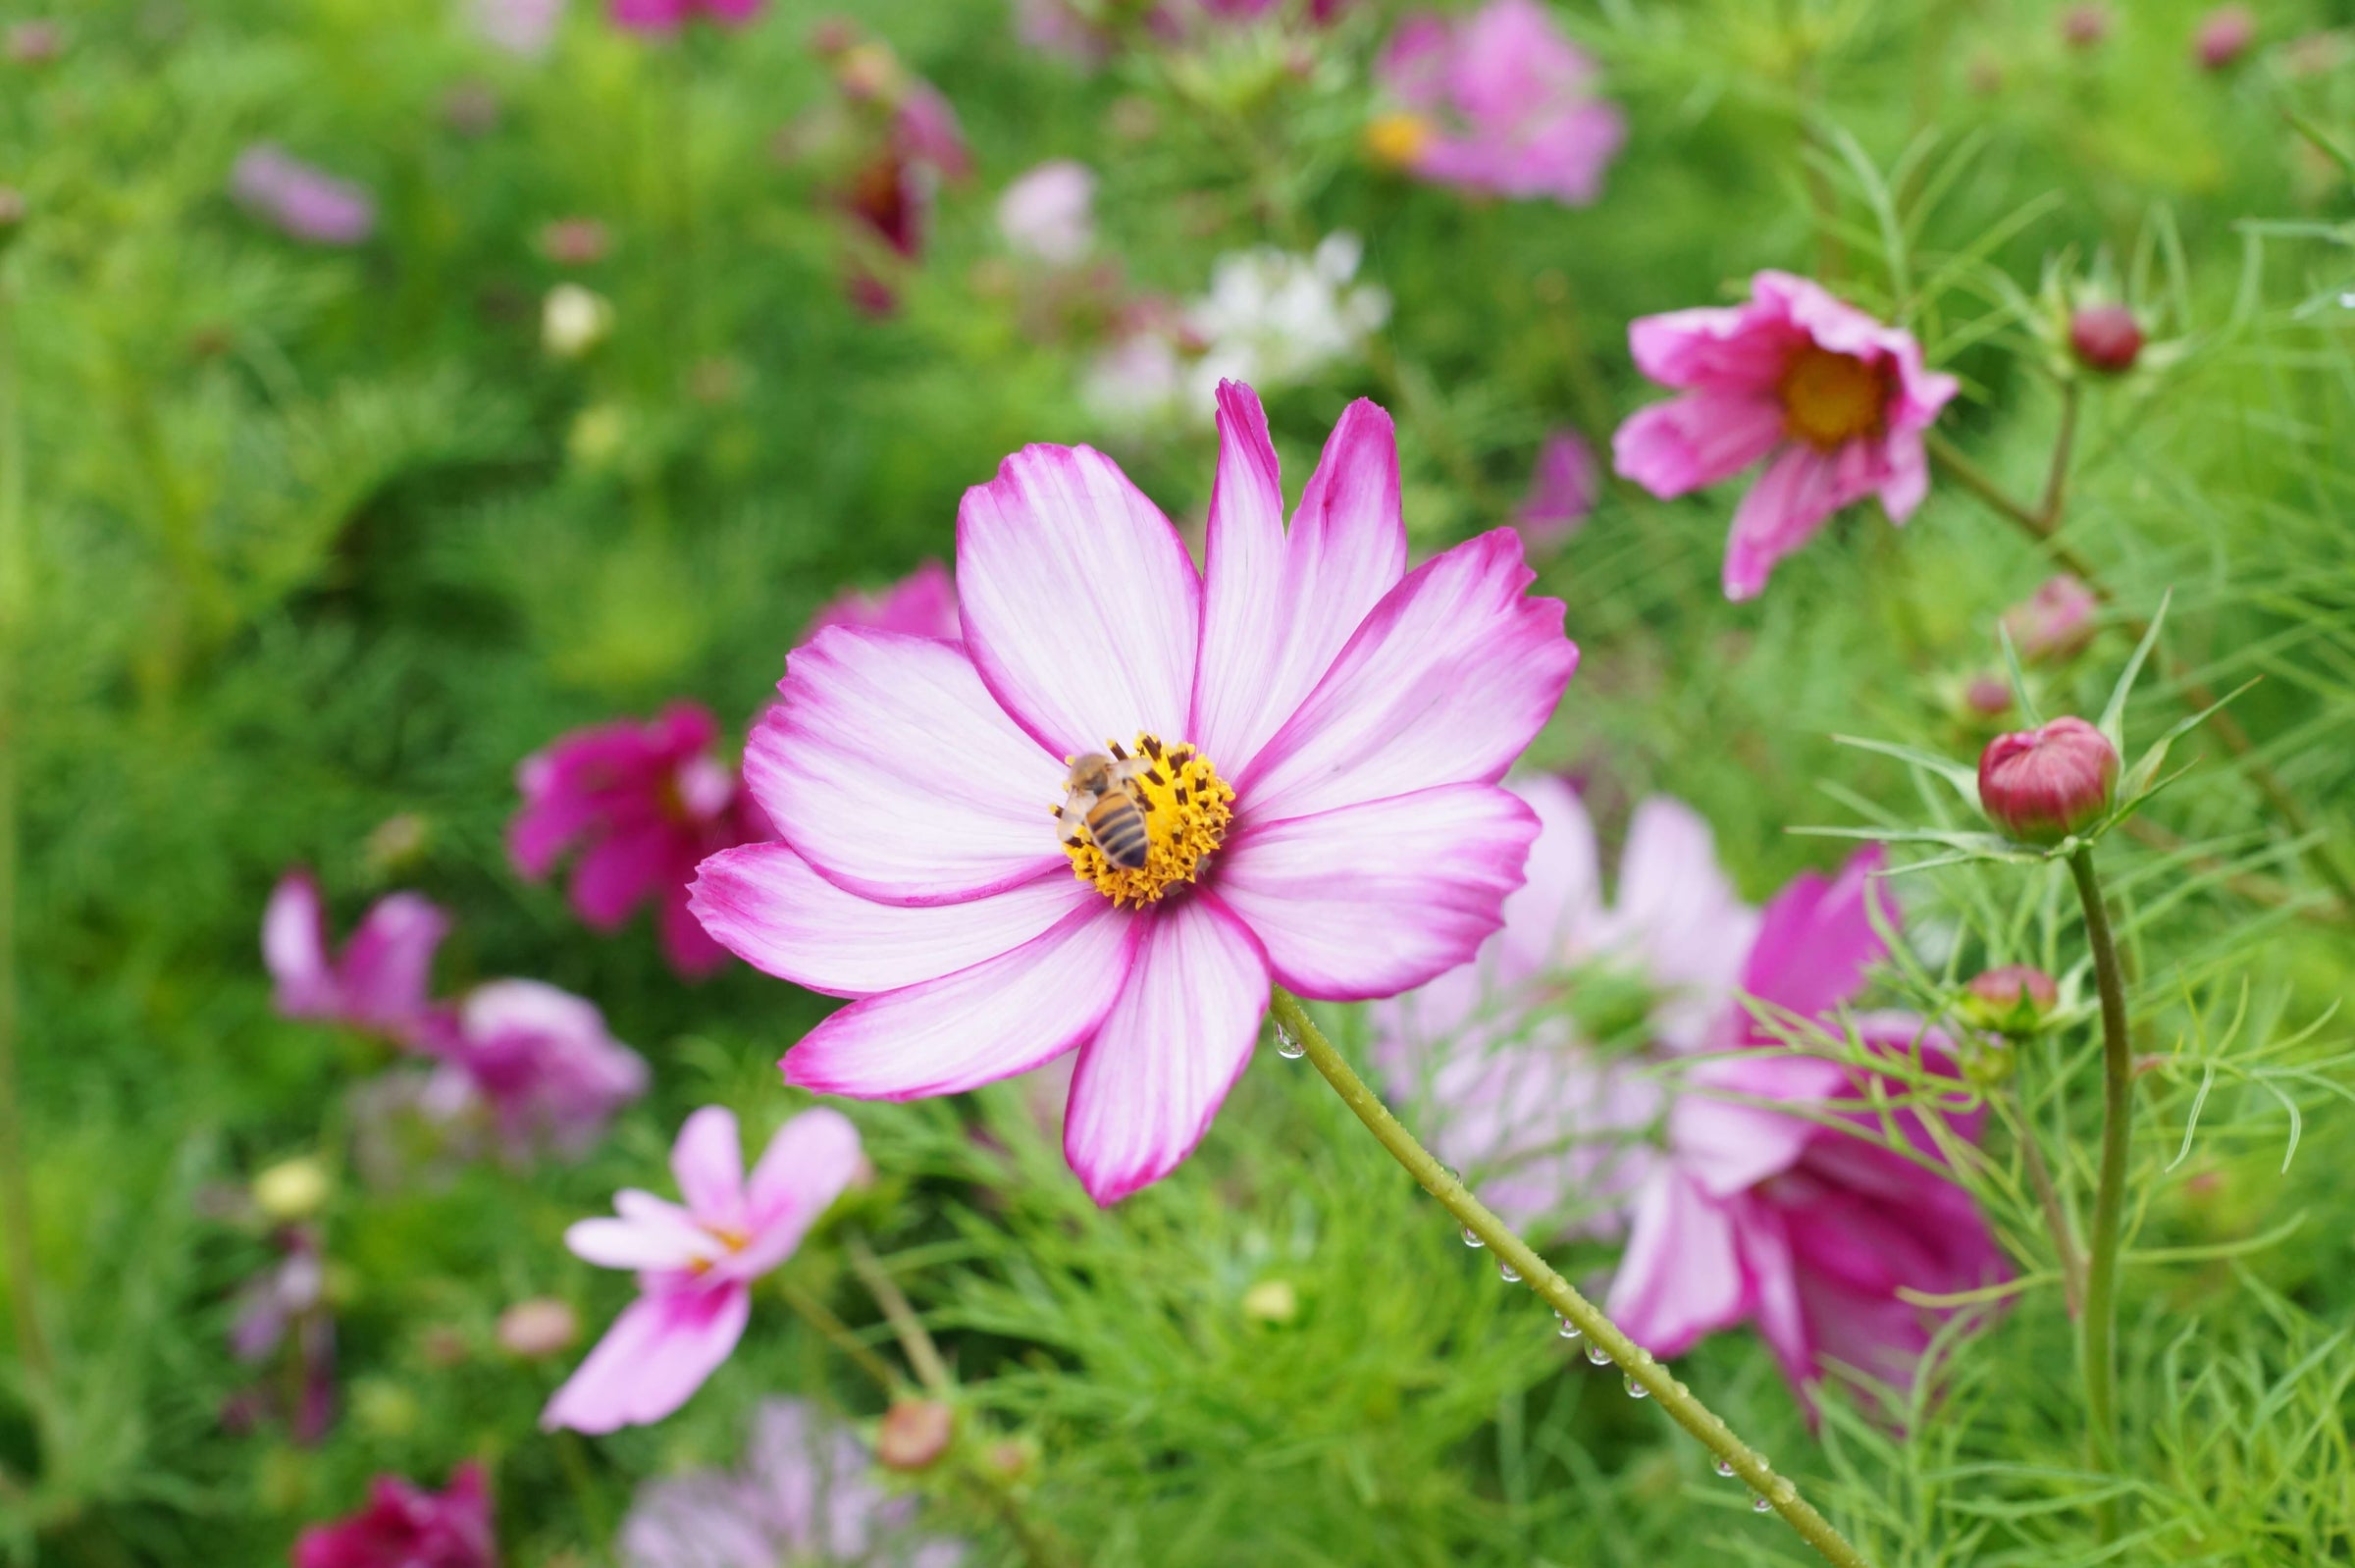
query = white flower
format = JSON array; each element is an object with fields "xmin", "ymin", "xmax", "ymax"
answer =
[
  {"xmin": 543, "ymin": 283, "xmax": 612, "ymax": 359},
  {"xmin": 1183, "ymin": 233, "xmax": 1389, "ymax": 406}
]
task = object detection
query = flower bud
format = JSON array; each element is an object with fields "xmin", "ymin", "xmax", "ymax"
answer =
[
  {"xmin": 6, "ymin": 21, "xmax": 62, "ymax": 65},
  {"xmin": 2000, "ymin": 574, "xmax": 2098, "ymax": 664},
  {"xmin": 1978, "ymin": 716, "xmax": 2119, "ymax": 843},
  {"xmin": 2060, "ymin": 4, "xmax": 2110, "ymax": 49},
  {"xmin": 252, "ymin": 1156, "xmax": 331, "ymax": 1222},
  {"xmin": 2193, "ymin": 6, "xmax": 2255, "ymax": 71},
  {"xmin": 875, "ymin": 1398, "xmax": 955, "ymax": 1472},
  {"xmin": 496, "ymin": 1297, "xmax": 579, "ymax": 1359},
  {"xmin": 1962, "ymin": 674, "xmax": 2014, "ymax": 719},
  {"xmin": 2068, "ymin": 305, "xmax": 2143, "ymax": 375},
  {"xmin": 539, "ymin": 217, "xmax": 610, "ymax": 268},
  {"xmin": 1959, "ymin": 965, "xmax": 2059, "ymax": 1036}
]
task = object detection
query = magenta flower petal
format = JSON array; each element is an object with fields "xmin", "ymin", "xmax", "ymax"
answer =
[
  {"xmin": 1061, "ymin": 896, "xmax": 1269, "ymax": 1206},
  {"xmin": 782, "ymin": 905, "xmax": 1137, "ymax": 1099},
  {"xmin": 740, "ymin": 1107, "xmax": 863, "ymax": 1273},
  {"xmin": 1217, "ymin": 783, "xmax": 1539, "ymax": 1001},
  {"xmin": 1604, "ymin": 1167, "xmax": 1751, "ymax": 1360},
  {"xmin": 956, "ymin": 444, "xmax": 1201, "ymax": 756},
  {"xmin": 1626, "ymin": 303, "xmax": 1789, "ymax": 390},
  {"xmin": 691, "ymin": 843, "xmax": 1090, "ymax": 998},
  {"xmin": 655, "ymin": 891, "xmax": 731, "ymax": 978},
  {"xmin": 1668, "ymin": 1052, "xmax": 1854, "ymax": 1197},
  {"xmin": 264, "ymin": 871, "xmax": 449, "ymax": 1041},
  {"xmin": 1610, "ymin": 388, "xmax": 1785, "ymax": 499},
  {"xmin": 1238, "ymin": 530, "xmax": 1576, "ymax": 820},
  {"xmin": 1738, "ymin": 846, "xmax": 1891, "ymax": 1025},
  {"xmin": 747, "ymin": 630, "xmax": 1065, "ymax": 906},
  {"xmin": 1192, "ymin": 389, "xmax": 1409, "ymax": 776},
  {"xmin": 293, "ymin": 1463, "xmax": 495, "ymax": 1568},
  {"xmin": 542, "ymin": 1286, "xmax": 751, "ymax": 1435},
  {"xmin": 1722, "ymin": 444, "xmax": 1867, "ymax": 601},
  {"xmin": 808, "ymin": 559, "xmax": 961, "ymax": 642},
  {"xmin": 264, "ymin": 871, "xmax": 338, "ymax": 1017},
  {"xmin": 670, "ymin": 1106, "xmax": 746, "ymax": 1223}
]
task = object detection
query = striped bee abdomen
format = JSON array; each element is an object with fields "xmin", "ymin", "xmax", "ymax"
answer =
[{"xmin": 1085, "ymin": 795, "xmax": 1151, "ymax": 869}]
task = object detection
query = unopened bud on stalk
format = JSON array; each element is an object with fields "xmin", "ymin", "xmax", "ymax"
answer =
[
  {"xmin": 2001, "ymin": 574, "xmax": 2098, "ymax": 664},
  {"xmin": 2193, "ymin": 6, "xmax": 2256, "ymax": 71},
  {"xmin": 2060, "ymin": 3, "xmax": 2111, "ymax": 49},
  {"xmin": 2068, "ymin": 305, "xmax": 2143, "ymax": 374},
  {"xmin": 1978, "ymin": 717, "xmax": 2119, "ymax": 843},
  {"xmin": 1959, "ymin": 965, "xmax": 2060, "ymax": 1036},
  {"xmin": 5, "ymin": 21, "xmax": 61, "ymax": 65},
  {"xmin": 1962, "ymin": 674, "xmax": 2014, "ymax": 719},
  {"xmin": 876, "ymin": 1398, "xmax": 955, "ymax": 1472}
]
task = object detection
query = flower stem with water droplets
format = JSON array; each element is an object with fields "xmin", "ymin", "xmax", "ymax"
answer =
[
  {"xmin": 1269, "ymin": 990, "xmax": 1876, "ymax": 1568},
  {"xmin": 2067, "ymin": 846, "xmax": 2133, "ymax": 1514}
]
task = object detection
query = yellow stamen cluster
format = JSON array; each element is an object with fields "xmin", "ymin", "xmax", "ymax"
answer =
[
  {"xmin": 1778, "ymin": 344, "xmax": 1888, "ymax": 449},
  {"xmin": 1365, "ymin": 112, "xmax": 1436, "ymax": 170},
  {"xmin": 1059, "ymin": 733, "xmax": 1234, "ymax": 909}
]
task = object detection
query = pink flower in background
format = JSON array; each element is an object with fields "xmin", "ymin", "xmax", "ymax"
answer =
[
  {"xmin": 227, "ymin": 1224, "xmax": 337, "ymax": 1445},
  {"xmin": 418, "ymin": 980, "xmax": 649, "ymax": 1160},
  {"xmin": 510, "ymin": 703, "xmax": 770, "ymax": 978},
  {"xmin": 1604, "ymin": 850, "xmax": 2008, "ymax": 1411},
  {"xmin": 1372, "ymin": 777, "xmax": 1755, "ymax": 1232},
  {"xmin": 609, "ymin": 0, "xmax": 762, "ymax": 35},
  {"xmin": 1373, "ymin": 0, "xmax": 1625, "ymax": 206},
  {"xmin": 265, "ymin": 871, "xmax": 448, "ymax": 1043},
  {"xmin": 231, "ymin": 144, "xmax": 376, "ymax": 246},
  {"xmin": 1513, "ymin": 430, "xmax": 1598, "ymax": 548},
  {"xmin": 620, "ymin": 1398, "xmax": 966, "ymax": 1567},
  {"xmin": 2000, "ymin": 573, "xmax": 2098, "ymax": 663},
  {"xmin": 471, "ymin": 0, "xmax": 564, "ymax": 55},
  {"xmin": 820, "ymin": 58, "xmax": 971, "ymax": 313},
  {"xmin": 1613, "ymin": 271, "xmax": 1960, "ymax": 601},
  {"xmin": 544, "ymin": 1107, "xmax": 862, "ymax": 1433},
  {"xmin": 1015, "ymin": 0, "xmax": 1112, "ymax": 67},
  {"xmin": 809, "ymin": 560, "xmax": 961, "ymax": 642},
  {"xmin": 997, "ymin": 161, "xmax": 1097, "ymax": 266},
  {"xmin": 293, "ymin": 1463, "xmax": 497, "ymax": 1568},
  {"xmin": 693, "ymin": 382, "xmax": 1577, "ymax": 1205}
]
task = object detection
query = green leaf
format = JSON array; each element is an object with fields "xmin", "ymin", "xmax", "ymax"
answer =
[
  {"xmin": 1830, "ymin": 733, "xmax": 1983, "ymax": 812},
  {"xmin": 2098, "ymin": 589, "xmax": 2172, "ymax": 752}
]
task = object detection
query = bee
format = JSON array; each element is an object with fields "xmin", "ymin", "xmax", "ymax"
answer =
[{"xmin": 1059, "ymin": 750, "xmax": 1153, "ymax": 870}]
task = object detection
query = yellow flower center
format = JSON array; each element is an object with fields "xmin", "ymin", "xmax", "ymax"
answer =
[
  {"xmin": 1365, "ymin": 112, "xmax": 1436, "ymax": 170},
  {"xmin": 1057, "ymin": 734, "xmax": 1234, "ymax": 910},
  {"xmin": 1778, "ymin": 344, "xmax": 1888, "ymax": 449}
]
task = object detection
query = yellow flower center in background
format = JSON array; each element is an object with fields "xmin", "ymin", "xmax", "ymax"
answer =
[
  {"xmin": 1058, "ymin": 734, "xmax": 1234, "ymax": 910},
  {"xmin": 1365, "ymin": 112, "xmax": 1436, "ymax": 170},
  {"xmin": 1778, "ymin": 344, "xmax": 1888, "ymax": 449}
]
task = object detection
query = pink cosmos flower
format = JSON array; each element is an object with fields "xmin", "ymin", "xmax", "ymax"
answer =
[
  {"xmin": 543, "ymin": 1106, "xmax": 863, "ymax": 1433},
  {"xmin": 692, "ymin": 382, "xmax": 1577, "ymax": 1205},
  {"xmin": 1513, "ymin": 430, "xmax": 1598, "ymax": 549},
  {"xmin": 808, "ymin": 560, "xmax": 961, "ymax": 643},
  {"xmin": 471, "ymin": 0, "xmax": 563, "ymax": 55},
  {"xmin": 265, "ymin": 871, "xmax": 449, "ymax": 1044},
  {"xmin": 1613, "ymin": 271, "xmax": 1961, "ymax": 601},
  {"xmin": 609, "ymin": 0, "xmax": 761, "ymax": 35},
  {"xmin": 293, "ymin": 1463, "xmax": 496, "ymax": 1568},
  {"xmin": 997, "ymin": 161, "xmax": 1097, "ymax": 267},
  {"xmin": 620, "ymin": 1398, "xmax": 966, "ymax": 1567},
  {"xmin": 1372, "ymin": 777, "xmax": 1755, "ymax": 1232},
  {"xmin": 228, "ymin": 1224, "xmax": 337, "ymax": 1444},
  {"xmin": 1373, "ymin": 0, "xmax": 1626, "ymax": 206},
  {"xmin": 1604, "ymin": 849, "xmax": 2008, "ymax": 1411},
  {"xmin": 230, "ymin": 145, "xmax": 376, "ymax": 246},
  {"xmin": 417, "ymin": 980, "xmax": 650, "ymax": 1161},
  {"xmin": 510, "ymin": 703, "xmax": 771, "ymax": 978}
]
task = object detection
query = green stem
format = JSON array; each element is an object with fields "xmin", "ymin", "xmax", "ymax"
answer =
[
  {"xmin": 779, "ymin": 1278, "xmax": 906, "ymax": 1393},
  {"xmin": 0, "ymin": 261, "xmax": 45, "ymax": 1388},
  {"xmin": 847, "ymin": 1232, "xmax": 951, "ymax": 1395},
  {"xmin": 2066, "ymin": 847, "xmax": 2132, "ymax": 1504},
  {"xmin": 1269, "ymin": 991, "xmax": 1875, "ymax": 1568},
  {"xmin": 2010, "ymin": 1084, "xmax": 2084, "ymax": 1319}
]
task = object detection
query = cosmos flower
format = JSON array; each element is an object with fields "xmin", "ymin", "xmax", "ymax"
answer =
[
  {"xmin": 543, "ymin": 1106, "xmax": 863, "ymax": 1433},
  {"xmin": 1604, "ymin": 849, "xmax": 2008, "ymax": 1410},
  {"xmin": 2000, "ymin": 574, "xmax": 2098, "ymax": 664},
  {"xmin": 609, "ymin": 0, "xmax": 762, "ymax": 35},
  {"xmin": 1371, "ymin": 777, "xmax": 1755, "ymax": 1231},
  {"xmin": 471, "ymin": 0, "xmax": 563, "ymax": 55},
  {"xmin": 1613, "ymin": 271, "xmax": 1960, "ymax": 601},
  {"xmin": 416, "ymin": 980, "xmax": 650, "ymax": 1161},
  {"xmin": 265, "ymin": 871, "xmax": 449, "ymax": 1044},
  {"xmin": 510, "ymin": 703, "xmax": 771, "ymax": 978},
  {"xmin": 808, "ymin": 560, "xmax": 961, "ymax": 643},
  {"xmin": 620, "ymin": 1398, "xmax": 965, "ymax": 1567},
  {"xmin": 1372, "ymin": 0, "xmax": 1625, "ymax": 206},
  {"xmin": 227, "ymin": 1224, "xmax": 337, "ymax": 1445},
  {"xmin": 693, "ymin": 382, "xmax": 1577, "ymax": 1205},
  {"xmin": 1514, "ymin": 430, "xmax": 1599, "ymax": 549},
  {"xmin": 230, "ymin": 144, "xmax": 376, "ymax": 246},
  {"xmin": 997, "ymin": 161, "xmax": 1097, "ymax": 267},
  {"xmin": 293, "ymin": 1464, "xmax": 497, "ymax": 1568}
]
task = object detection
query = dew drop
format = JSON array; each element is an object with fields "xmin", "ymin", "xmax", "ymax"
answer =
[
  {"xmin": 1753, "ymin": 1495, "xmax": 1773, "ymax": 1514},
  {"xmin": 1584, "ymin": 1341, "xmax": 1611, "ymax": 1366},
  {"xmin": 1273, "ymin": 1021, "xmax": 1304, "ymax": 1059},
  {"xmin": 1460, "ymin": 1226, "xmax": 1485, "ymax": 1249},
  {"xmin": 1497, "ymin": 1259, "xmax": 1520, "ymax": 1282},
  {"xmin": 1624, "ymin": 1373, "xmax": 1648, "ymax": 1399},
  {"xmin": 1556, "ymin": 1315, "xmax": 1581, "ymax": 1340},
  {"xmin": 1714, "ymin": 1458, "xmax": 1736, "ymax": 1479}
]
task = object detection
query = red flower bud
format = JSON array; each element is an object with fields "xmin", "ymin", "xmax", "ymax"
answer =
[
  {"xmin": 1960, "ymin": 965, "xmax": 2059, "ymax": 1035},
  {"xmin": 2068, "ymin": 305, "xmax": 2143, "ymax": 374},
  {"xmin": 2001, "ymin": 574, "xmax": 2099, "ymax": 664},
  {"xmin": 1978, "ymin": 717, "xmax": 2120, "ymax": 843},
  {"xmin": 2193, "ymin": 6, "xmax": 2255, "ymax": 71},
  {"xmin": 876, "ymin": 1398, "xmax": 955, "ymax": 1471},
  {"xmin": 1962, "ymin": 674, "xmax": 2014, "ymax": 718},
  {"xmin": 2060, "ymin": 3, "xmax": 2111, "ymax": 49}
]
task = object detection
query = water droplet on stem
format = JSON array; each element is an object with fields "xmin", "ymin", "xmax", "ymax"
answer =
[
  {"xmin": 1714, "ymin": 1458, "xmax": 1736, "ymax": 1479},
  {"xmin": 1460, "ymin": 1226, "xmax": 1485, "ymax": 1248},
  {"xmin": 1584, "ymin": 1342, "xmax": 1611, "ymax": 1366},
  {"xmin": 1496, "ymin": 1259, "xmax": 1520, "ymax": 1282},
  {"xmin": 1624, "ymin": 1373, "xmax": 1648, "ymax": 1399},
  {"xmin": 1273, "ymin": 1021, "xmax": 1304, "ymax": 1059}
]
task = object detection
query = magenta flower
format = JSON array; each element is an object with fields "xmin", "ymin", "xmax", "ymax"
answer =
[
  {"xmin": 230, "ymin": 144, "xmax": 376, "ymax": 246},
  {"xmin": 543, "ymin": 1106, "xmax": 863, "ymax": 1433},
  {"xmin": 228, "ymin": 1224, "xmax": 337, "ymax": 1444},
  {"xmin": 1604, "ymin": 850, "xmax": 2008, "ymax": 1409},
  {"xmin": 511, "ymin": 703, "xmax": 771, "ymax": 978},
  {"xmin": 1613, "ymin": 271, "xmax": 1960, "ymax": 601},
  {"xmin": 620, "ymin": 1398, "xmax": 966, "ymax": 1567},
  {"xmin": 293, "ymin": 1463, "xmax": 497, "ymax": 1568},
  {"xmin": 808, "ymin": 560, "xmax": 961, "ymax": 643},
  {"xmin": 418, "ymin": 980, "xmax": 649, "ymax": 1161},
  {"xmin": 692, "ymin": 382, "xmax": 1577, "ymax": 1205},
  {"xmin": 264, "ymin": 871, "xmax": 448, "ymax": 1044},
  {"xmin": 1513, "ymin": 430, "xmax": 1598, "ymax": 549},
  {"xmin": 609, "ymin": 0, "xmax": 762, "ymax": 36},
  {"xmin": 1371, "ymin": 777, "xmax": 1755, "ymax": 1231},
  {"xmin": 1373, "ymin": 0, "xmax": 1625, "ymax": 206}
]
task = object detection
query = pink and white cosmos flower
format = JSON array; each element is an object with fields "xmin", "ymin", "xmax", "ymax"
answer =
[
  {"xmin": 1612, "ymin": 271, "xmax": 1960, "ymax": 601},
  {"xmin": 692, "ymin": 382, "xmax": 1578, "ymax": 1205},
  {"xmin": 1605, "ymin": 849, "xmax": 2009, "ymax": 1411},
  {"xmin": 265, "ymin": 871, "xmax": 449, "ymax": 1044},
  {"xmin": 544, "ymin": 1106, "xmax": 862, "ymax": 1434},
  {"xmin": 417, "ymin": 980, "xmax": 650, "ymax": 1162}
]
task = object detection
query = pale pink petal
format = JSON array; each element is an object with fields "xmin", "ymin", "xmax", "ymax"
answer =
[
  {"xmin": 746, "ymin": 629, "xmax": 1066, "ymax": 906},
  {"xmin": 264, "ymin": 871, "xmax": 336, "ymax": 1017},
  {"xmin": 782, "ymin": 904, "xmax": 1136, "ymax": 1099},
  {"xmin": 1495, "ymin": 774, "xmax": 1602, "ymax": 976},
  {"xmin": 1667, "ymin": 1052, "xmax": 1850, "ymax": 1197},
  {"xmin": 1721, "ymin": 444, "xmax": 1857, "ymax": 601},
  {"xmin": 1611, "ymin": 389, "xmax": 1786, "ymax": 499},
  {"xmin": 1217, "ymin": 783, "xmax": 1539, "ymax": 1001},
  {"xmin": 670, "ymin": 1106, "xmax": 745, "ymax": 1225},
  {"xmin": 1627, "ymin": 301, "xmax": 1792, "ymax": 390},
  {"xmin": 1604, "ymin": 1166, "xmax": 1751, "ymax": 1359},
  {"xmin": 1192, "ymin": 395, "xmax": 1409, "ymax": 777},
  {"xmin": 1237, "ymin": 531, "xmax": 1576, "ymax": 821},
  {"xmin": 1591, "ymin": 797, "xmax": 1757, "ymax": 1051},
  {"xmin": 563, "ymin": 1215, "xmax": 714, "ymax": 1274},
  {"xmin": 1736, "ymin": 1205, "xmax": 1817, "ymax": 1401},
  {"xmin": 692, "ymin": 843, "xmax": 1092, "ymax": 998},
  {"xmin": 956, "ymin": 444, "xmax": 1200, "ymax": 757},
  {"xmin": 740, "ymin": 1107, "xmax": 864, "ymax": 1274},
  {"xmin": 540, "ymin": 1285, "xmax": 751, "ymax": 1435},
  {"xmin": 1876, "ymin": 430, "xmax": 1930, "ymax": 522},
  {"xmin": 1061, "ymin": 896, "xmax": 1268, "ymax": 1204}
]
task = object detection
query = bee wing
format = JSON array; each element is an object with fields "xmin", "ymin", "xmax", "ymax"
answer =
[{"xmin": 1056, "ymin": 793, "xmax": 1094, "ymax": 843}]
